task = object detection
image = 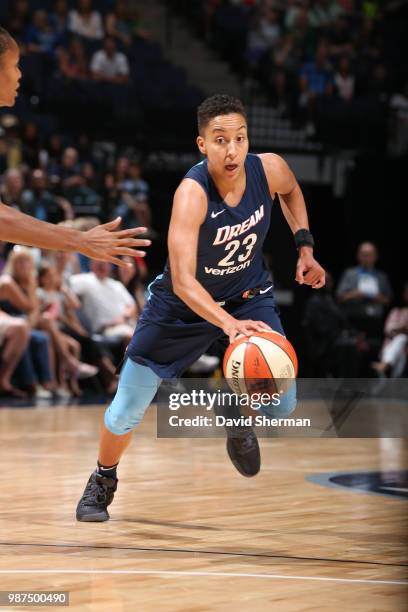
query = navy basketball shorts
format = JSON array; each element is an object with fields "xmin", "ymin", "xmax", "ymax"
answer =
[{"xmin": 126, "ymin": 284, "xmax": 285, "ymax": 379}]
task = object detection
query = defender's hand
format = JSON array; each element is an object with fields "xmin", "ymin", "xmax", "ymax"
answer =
[
  {"xmin": 80, "ymin": 218, "xmax": 151, "ymax": 267},
  {"xmin": 295, "ymin": 249, "xmax": 325, "ymax": 289},
  {"xmin": 222, "ymin": 318, "xmax": 272, "ymax": 344}
]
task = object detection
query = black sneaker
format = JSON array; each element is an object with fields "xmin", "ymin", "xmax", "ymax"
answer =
[
  {"xmin": 76, "ymin": 471, "xmax": 117, "ymax": 522},
  {"xmin": 226, "ymin": 428, "xmax": 261, "ymax": 477}
]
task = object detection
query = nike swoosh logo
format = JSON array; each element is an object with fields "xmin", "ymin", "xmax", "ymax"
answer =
[
  {"xmin": 211, "ymin": 210, "xmax": 226, "ymax": 218},
  {"xmin": 259, "ymin": 286, "xmax": 273, "ymax": 294}
]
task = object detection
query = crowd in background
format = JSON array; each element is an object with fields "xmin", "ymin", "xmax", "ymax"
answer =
[
  {"xmin": 0, "ymin": 0, "xmax": 406, "ymax": 400},
  {"xmin": 173, "ymin": 0, "xmax": 408, "ymax": 150},
  {"xmin": 0, "ymin": 0, "xmax": 201, "ymax": 128},
  {"xmin": 0, "ymin": 111, "xmax": 406, "ymax": 397}
]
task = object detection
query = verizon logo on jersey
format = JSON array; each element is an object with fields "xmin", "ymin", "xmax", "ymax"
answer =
[{"xmin": 212, "ymin": 205, "xmax": 264, "ymax": 245}]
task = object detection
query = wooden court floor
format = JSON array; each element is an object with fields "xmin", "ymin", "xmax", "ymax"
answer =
[{"xmin": 0, "ymin": 404, "xmax": 407, "ymax": 611}]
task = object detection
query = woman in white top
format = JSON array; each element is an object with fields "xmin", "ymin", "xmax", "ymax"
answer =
[{"xmin": 68, "ymin": 0, "xmax": 104, "ymax": 40}]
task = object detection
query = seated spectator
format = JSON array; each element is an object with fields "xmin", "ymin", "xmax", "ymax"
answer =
[
  {"xmin": 112, "ymin": 191, "xmax": 152, "ymax": 232},
  {"xmin": 268, "ymin": 70, "xmax": 294, "ymax": 117},
  {"xmin": 25, "ymin": 9, "xmax": 60, "ymax": 56},
  {"xmin": 336, "ymin": 242, "xmax": 392, "ymax": 371},
  {"xmin": 105, "ymin": 0, "xmax": 134, "ymax": 48},
  {"xmin": 372, "ymin": 282, "xmax": 408, "ymax": 378},
  {"xmin": 303, "ymin": 271, "xmax": 360, "ymax": 377},
  {"xmin": 59, "ymin": 147, "xmax": 82, "ymax": 191},
  {"xmin": 21, "ymin": 169, "xmax": 74, "ymax": 223},
  {"xmin": 389, "ymin": 80, "xmax": 408, "ymax": 156},
  {"xmin": 273, "ymin": 33, "xmax": 302, "ymax": 74},
  {"xmin": 114, "ymin": 255, "xmax": 147, "ymax": 319},
  {"xmin": 0, "ymin": 310, "xmax": 30, "ymax": 397},
  {"xmin": 299, "ymin": 40, "xmax": 333, "ymax": 98},
  {"xmin": 21, "ymin": 121, "xmax": 41, "ymax": 169},
  {"xmin": 90, "ymin": 36, "xmax": 130, "ymax": 84},
  {"xmin": 120, "ymin": 161, "xmax": 149, "ymax": 197},
  {"xmin": 38, "ymin": 261, "xmax": 116, "ymax": 392},
  {"xmin": 57, "ymin": 37, "xmax": 90, "ymax": 81},
  {"xmin": 334, "ymin": 56, "xmax": 354, "ymax": 101},
  {"xmin": 309, "ymin": 0, "xmax": 342, "ymax": 29},
  {"xmin": 0, "ymin": 168, "xmax": 25, "ymax": 210},
  {"xmin": 49, "ymin": 0, "xmax": 69, "ymax": 37},
  {"xmin": 64, "ymin": 162, "xmax": 102, "ymax": 218},
  {"xmin": 0, "ymin": 247, "xmax": 97, "ymax": 396},
  {"xmin": 4, "ymin": 0, "xmax": 31, "ymax": 45},
  {"xmin": 70, "ymin": 260, "xmax": 136, "ymax": 344},
  {"xmin": 68, "ymin": 0, "xmax": 104, "ymax": 41}
]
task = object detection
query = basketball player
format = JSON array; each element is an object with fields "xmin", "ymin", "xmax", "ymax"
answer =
[
  {"xmin": 77, "ymin": 94, "xmax": 325, "ymax": 522},
  {"xmin": 0, "ymin": 26, "xmax": 150, "ymax": 265}
]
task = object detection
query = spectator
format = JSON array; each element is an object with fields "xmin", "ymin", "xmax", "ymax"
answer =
[
  {"xmin": 268, "ymin": 70, "xmax": 294, "ymax": 117},
  {"xmin": 303, "ymin": 271, "xmax": 360, "ymax": 377},
  {"xmin": 336, "ymin": 242, "xmax": 392, "ymax": 366},
  {"xmin": 0, "ymin": 168, "xmax": 25, "ymax": 210},
  {"xmin": 113, "ymin": 255, "xmax": 147, "ymax": 319},
  {"xmin": 112, "ymin": 191, "xmax": 152, "ymax": 233},
  {"xmin": 38, "ymin": 261, "xmax": 116, "ymax": 393},
  {"xmin": 105, "ymin": 0, "xmax": 134, "ymax": 48},
  {"xmin": 25, "ymin": 9, "xmax": 60, "ymax": 56},
  {"xmin": 21, "ymin": 122, "xmax": 41, "ymax": 169},
  {"xmin": 0, "ymin": 247, "xmax": 97, "ymax": 395},
  {"xmin": 21, "ymin": 169, "xmax": 74, "ymax": 223},
  {"xmin": 0, "ymin": 247, "xmax": 54, "ymax": 396},
  {"xmin": 70, "ymin": 260, "xmax": 136, "ymax": 344},
  {"xmin": 334, "ymin": 56, "xmax": 354, "ymax": 101},
  {"xmin": 90, "ymin": 36, "xmax": 130, "ymax": 84},
  {"xmin": 0, "ymin": 311, "xmax": 30, "ymax": 397},
  {"xmin": 299, "ymin": 40, "xmax": 333, "ymax": 98},
  {"xmin": 121, "ymin": 161, "xmax": 149, "ymax": 197},
  {"xmin": 389, "ymin": 80, "xmax": 408, "ymax": 156},
  {"xmin": 57, "ymin": 37, "xmax": 90, "ymax": 81},
  {"xmin": 68, "ymin": 0, "xmax": 104, "ymax": 41},
  {"xmin": 4, "ymin": 0, "xmax": 31, "ymax": 45},
  {"xmin": 59, "ymin": 147, "xmax": 82, "ymax": 191},
  {"xmin": 309, "ymin": 0, "xmax": 342, "ymax": 29},
  {"xmin": 67, "ymin": 162, "xmax": 101, "ymax": 218},
  {"xmin": 372, "ymin": 282, "xmax": 408, "ymax": 378},
  {"xmin": 49, "ymin": 0, "xmax": 69, "ymax": 37}
]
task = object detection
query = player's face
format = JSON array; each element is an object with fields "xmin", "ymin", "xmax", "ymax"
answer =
[
  {"xmin": 0, "ymin": 43, "xmax": 22, "ymax": 108},
  {"xmin": 197, "ymin": 113, "xmax": 248, "ymax": 180}
]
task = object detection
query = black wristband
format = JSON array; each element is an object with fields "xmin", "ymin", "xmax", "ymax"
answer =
[{"xmin": 294, "ymin": 229, "xmax": 314, "ymax": 250}]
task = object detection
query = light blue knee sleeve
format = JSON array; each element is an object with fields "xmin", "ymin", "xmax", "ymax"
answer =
[
  {"xmin": 258, "ymin": 381, "xmax": 297, "ymax": 418},
  {"xmin": 104, "ymin": 359, "xmax": 161, "ymax": 435}
]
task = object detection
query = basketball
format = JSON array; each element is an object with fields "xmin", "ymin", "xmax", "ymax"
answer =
[{"xmin": 223, "ymin": 330, "xmax": 298, "ymax": 396}]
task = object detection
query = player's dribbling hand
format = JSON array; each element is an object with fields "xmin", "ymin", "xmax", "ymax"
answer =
[
  {"xmin": 295, "ymin": 249, "xmax": 326, "ymax": 289},
  {"xmin": 223, "ymin": 318, "xmax": 272, "ymax": 344},
  {"xmin": 80, "ymin": 217, "xmax": 151, "ymax": 267}
]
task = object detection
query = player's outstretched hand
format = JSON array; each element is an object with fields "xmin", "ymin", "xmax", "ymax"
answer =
[
  {"xmin": 295, "ymin": 250, "xmax": 325, "ymax": 289},
  {"xmin": 223, "ymin": 318, "xmax": 272, "ymax": 344},
  {"xmin": 79, "ymin": 217, "xmax": 151, "ymax": 267}
]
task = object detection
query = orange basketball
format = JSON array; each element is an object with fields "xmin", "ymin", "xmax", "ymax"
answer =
[{"xmin": 223, "ymin": 330, "xmax": 298, "ymax": 396}]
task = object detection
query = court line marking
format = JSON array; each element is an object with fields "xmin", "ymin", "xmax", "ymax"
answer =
[
  {"xmin": 1, "ymin": 541, "xmax": 406, "ymax": 568},
  {"xmin": 0, "ymin": 569, "xmax": 406, "ymax": 585}
]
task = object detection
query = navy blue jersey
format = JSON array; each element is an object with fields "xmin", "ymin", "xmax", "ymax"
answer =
[{"xmin": 156, "ymin": 153, "xmax": 273, "ymax": 302}]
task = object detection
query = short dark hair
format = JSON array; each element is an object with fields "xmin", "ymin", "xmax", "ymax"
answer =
[
  {"xmin": 0, "ymin": 26, "xmax": 15, "ymax": 59},
  {"xmin": 197, "ymin": 94, "xmax": 247, "ymax": 134}
]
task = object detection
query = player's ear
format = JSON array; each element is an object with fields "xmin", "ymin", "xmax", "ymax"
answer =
[{"xmin": 196, "ymin": 135, "xmax": 206, "ymax": 155}]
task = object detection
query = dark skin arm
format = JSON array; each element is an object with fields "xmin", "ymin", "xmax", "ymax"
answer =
[
  {"xmin": 259, "ymin": 153, "xmax": 325, "ymax": 289},
  {"xmin": 0, "ymin": 204, "xmax": 151, "ymax": 267}
]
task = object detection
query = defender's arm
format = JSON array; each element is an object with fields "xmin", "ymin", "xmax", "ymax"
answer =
[{"xmin": 0, "ymin": 202, "xmax": 151, "ymax": 267}]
